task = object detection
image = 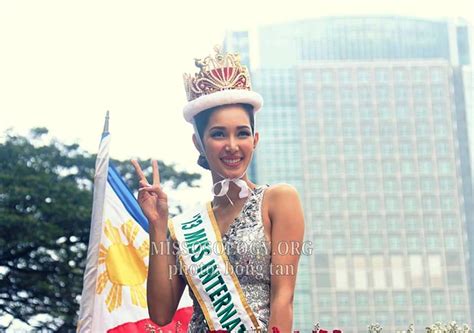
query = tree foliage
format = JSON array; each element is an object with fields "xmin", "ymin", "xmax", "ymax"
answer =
[{"xmin": 0, "ymin": 128, "xmax": 200, "ymax": 331}]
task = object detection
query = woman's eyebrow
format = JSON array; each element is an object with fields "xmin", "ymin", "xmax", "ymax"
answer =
[
  {"xmin": 209, "ymin": 125, "xmax": 251, "ymax": 131},
  {"xmin": 208, "ymin": 126, "xmax": 225, "ymax": 131}
]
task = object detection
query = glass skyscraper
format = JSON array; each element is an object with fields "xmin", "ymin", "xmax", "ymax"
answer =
[{"xmin": 225, "ymin": 16, "xmax": 473, "ymax": 332}]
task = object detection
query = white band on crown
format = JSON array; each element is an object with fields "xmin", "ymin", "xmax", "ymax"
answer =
[{"xmin": 183, "ymin": 89, "xmax": 263, "ymax": 123}]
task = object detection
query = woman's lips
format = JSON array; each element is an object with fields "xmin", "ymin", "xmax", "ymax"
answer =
[{"xmin": 220, "ymin": 157, "xmax": 243, "ymax": 167}]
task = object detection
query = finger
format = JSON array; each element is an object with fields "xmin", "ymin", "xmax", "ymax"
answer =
[
  {"xmin": 138, "ymin": 185, "xmax": 163, "ymax": 194},
  {"xmin": 152, "ymin": 159, "xmax": 160, "ymax": 185},
  {"xmin": 131, "ymin": 159, "xmax": 148, "ymax": 182},
  {"xmin": 138, "ymin": 179, "xmax": 152, "ymax": 188}
]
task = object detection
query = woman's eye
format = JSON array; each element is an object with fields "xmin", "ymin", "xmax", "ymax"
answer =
[
  {"xmin": 210, "ymin": 131, "xmax": 224, "ymax": 138},
  {"xmin": 239, "ymin": 131, "xmax": 251, "ymax": 137}
]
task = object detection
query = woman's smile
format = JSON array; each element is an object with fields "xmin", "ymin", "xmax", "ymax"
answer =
[{"xmin": 220, "ymin": 155, "xmax": 243, "ymax": 168}]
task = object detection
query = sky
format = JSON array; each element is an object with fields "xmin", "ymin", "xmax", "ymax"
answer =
[
  {"xmin": 1, "ymin": 0, "xmax": 472, "ymax": 167},
  {"xmin": 0, "ymin": 0, "xmax": 473, "ymax": 194},
  {"xmin": 0, "ymin": 0, "xmax": 473, "ymax": 329},
  {"xmin": 0, "ymin": 0, "xmax": 473, "ymax": 202}
]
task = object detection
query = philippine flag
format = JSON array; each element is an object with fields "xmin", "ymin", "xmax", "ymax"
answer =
[{"xmin": 77, "ymin": 113, "xmax": 193, "ymax": 332}]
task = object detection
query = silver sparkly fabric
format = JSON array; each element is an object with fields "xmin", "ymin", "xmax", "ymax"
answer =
[{"xmin": 182, "ymin": 185, "xmax": 271, "ymax": 333}]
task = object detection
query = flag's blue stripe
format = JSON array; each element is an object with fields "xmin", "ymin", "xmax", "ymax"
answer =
[{"xmin": 107, "ymin": 163, "xmax": 149, "ymax": 233}]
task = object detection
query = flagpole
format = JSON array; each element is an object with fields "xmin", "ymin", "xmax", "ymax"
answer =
[{"xmin": 103, "ymin": 111, "xmax": 110, "ymax": 136}]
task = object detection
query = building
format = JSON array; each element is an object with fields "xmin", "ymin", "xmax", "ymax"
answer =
[{"xmin": 225, "ymin": 16, "xmax": 473, "ymax": 332}]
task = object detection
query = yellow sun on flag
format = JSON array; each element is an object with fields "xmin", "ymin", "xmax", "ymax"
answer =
[{"xmin": 96, "ymin": 219, "xmax": 149, "ymax": 312}]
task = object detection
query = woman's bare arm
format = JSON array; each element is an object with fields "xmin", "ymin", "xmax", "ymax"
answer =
[
  {"xmin": 266, "ymin": 184, "xmax": 305, "ymax": 333},
  {"xmin": 147, "ymin": 225, "xmax": 186, "ymax": 326},
  {"xmin": 131, "ymin": 159, "xmax": 186, "ymax": 325}
]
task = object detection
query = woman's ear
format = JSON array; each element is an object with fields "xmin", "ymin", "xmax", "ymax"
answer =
[{"xmin": 253, "ymin": 131, "xmax": 259, "ymax": 150}]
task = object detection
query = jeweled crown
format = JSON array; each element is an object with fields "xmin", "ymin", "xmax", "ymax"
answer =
[{"xmin": 183, "ymin": 46, "xmax": 252, "ymax": 102}]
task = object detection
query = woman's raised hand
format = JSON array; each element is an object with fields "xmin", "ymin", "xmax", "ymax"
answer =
[{"xmin": 131, "ymin": 159, "xmax": 169, "ymax": 231}]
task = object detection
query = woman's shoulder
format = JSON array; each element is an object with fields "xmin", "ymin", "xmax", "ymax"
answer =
[
  {"xmin": 262, "ymin": 183, "xmax": 301, "ymax": 202},
  {"xmin": 262, "ymin": 183, "xmax": 304, "ymax": 225}
]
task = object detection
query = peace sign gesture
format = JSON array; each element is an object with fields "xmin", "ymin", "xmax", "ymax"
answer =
[{"xmin": 131, "ymin": 159, "xmax": 169, "ymax": 231}]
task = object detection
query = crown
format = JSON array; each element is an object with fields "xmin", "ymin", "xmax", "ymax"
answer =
[{"xmin": 183, "ymin": 46, "xmax": 252, "ymax": 102}]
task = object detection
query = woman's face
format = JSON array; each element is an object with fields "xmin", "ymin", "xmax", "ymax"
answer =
[{"xmin": 197, "ymin": 104, "xmax": 258, "ymax": 178}]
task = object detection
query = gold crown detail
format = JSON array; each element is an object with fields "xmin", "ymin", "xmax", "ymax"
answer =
[{"xmin": 183, "ymin": 46, "xmax": 252, "ymax": 101}]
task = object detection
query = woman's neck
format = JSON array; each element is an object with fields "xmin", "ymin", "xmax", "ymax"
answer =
[{"xmin": 211, "ymin": 172, "xmax": 256, "ymax": 209}]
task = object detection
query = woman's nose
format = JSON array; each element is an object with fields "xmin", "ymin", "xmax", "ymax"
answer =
[{"xmin": 225, "ymin": 137, "xmax": 239, "ymax": 152}]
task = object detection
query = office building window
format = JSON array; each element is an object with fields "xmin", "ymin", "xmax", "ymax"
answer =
[
  {"xmin": 333, "ymin": 236, "xmax": 346, "ymax": 254},
  {"xmin": 413, "ymin": 67, "xmax": 428, "ymax": 81},
  {"xmin": 404, "ymin": 196, "xmax": 420, "ymax": 212},
  {"xmin": 370, "ymin": 237, "xmax": 384, "ymax": 253},
  {"xmin": 443, "ymin": 215, "xmax": 458, "ymax": 230},
  {"xmin": 380, "ymin": 122, "xmax": 396, "ymax": 137},
  {"xmin": 383, "ymin": 178, "xmax": 398, "ymax": 192},
  {"xmin": 321, "ymin": 70, "xmax": 335, "ymax": 83},
  {"xmin": 409, "ymin": 255, "xmax": 424, "ymax": 288},
  {"xmin": 395, "ymin": 312, "xmax": 409, "ymax": 326},
  {"xmin": 354, "ymin": 256, "xmax": 368, "ymax": 290},
  {"xmin": 372, "ymin": 256, "xmax": 386, "ymax": 289},
  {"xmin": 374, "ymin": 292, "xmax": 388, "ymax": 306},
  {"xmin": 420, "ymin": 176, "xmax": 436, "ymax": 192},
  {"xmin": 401, "ymin": 160, "xmax": 415, "ymax": 175},
  {"xmin": 444, "ymin": 234, "xmax": 459, "ymax": 250},
  {"xmin": 391, "ymin": 256, "xmax": 406, "ymax": 289},
  {"xmin": 338, "ymin": 313, "xmax": 351, "ymax": 327},
  {"xmin": 414, "ymin": 312, "xmax": 428, "ymax": 326},
  {"xmin": 316, "ymin": 273, "xmax": 331, "ymax": 288},
  {"xmin": 407, "ymin": 235, "xmax": 421, "ymax": 252},
  {"xmin": 355, "ymin": 292, "xmax": 369, "ymax": 307},
  {"xmin": 385, "ymin": 196, "xmax": 401, "ymax": 212},
  {"xmin": 357, "ymin": 69, "xmax": 370, "ymax": 83},
  {"xmin": 338, "ymin": 69, "xmax": 352, "ymax": 83},
  {"xmin": 405, "ymin": 216, "xmax": 419, "ymax": 231},
  {"xmin": 398, "ymin": 122, "xmax": 413, "ymax": 137},
  {"xmin": 336, "ymin": 292, "xmax": 351, "ymax": 307},
  {"xmin": 447, "ymin": 271, "xmax": 463, "ymax": 286},
  {"xmin": 431, "ymin": 290, "xmax": 445, "ymax": 306},
  {"xmin": 317, "ymin": 293, "xmax": 332, "ymax": 308},
  {"xmin": 418, "ymin": 160, "xmax": 434, "ymax": 175},
  {"xmin": 375, "ymin": 68, "xmax": 390, "ymax": 83},
  {"xmin": 382, "ymin": 160, "xmax": 398, "ymax": 174},
  {"xmin": 428, "ymin": 254, "xmax": 443, "ymax": 287},
  {"xmin": 439, "ymin": 177, "xmax": 455, "ymax": 192},
  {"xmin": 440, "ymin": 195, "xmax": 456, "ymax": 211},
  {"xmin": 430, "ymin": 67, "xmax": 444, "ymax": 83},
  {"xmin": 335, "ymin": 256, "xmax": 349, "ymax": 290},
  {"xmin": 402, "ymin": 178, "xmax": 417, "ymax": 192},
  {"xmin": 394, "ymin": 68, "xmax": 409, "ymax": 82},
  {"xmin": 438, "ymin": 159, "xmax": 455, "ymax": 175},
  {"xmin": 328, "ymin": 179, "xmax": 344, "ymax": 193},
  {"xmin": 450, "ymin": 291, "xmax": 466, "ymax": 306},
  {"xmin": 348, "ymin": 197, "xmax": 362, "ymax": 212},
  {"xmin": 393, "ymin": 292, "xmax": 407, "ymax": 306},
  {"xmin": 346, "ymin": 179, "xmax": 362, "ymax": 193},
  {"xmin": 417, "ymin": 142, "xmax": 432, "ymax": 156},
  {"xmin": 422, "ymin": 195, "xmax": 437, "ymax": 211}
]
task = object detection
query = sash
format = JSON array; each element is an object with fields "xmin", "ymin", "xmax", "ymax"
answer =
[{"xmin": 168, "ymin": 202, "xmax": 261, "ymax": 332}]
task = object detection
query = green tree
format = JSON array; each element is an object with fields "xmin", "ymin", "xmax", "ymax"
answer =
[{"xmin": 0, "ymin": 128, "xmax": 200, "ymax": 331}]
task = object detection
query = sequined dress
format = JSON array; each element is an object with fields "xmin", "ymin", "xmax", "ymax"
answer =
[{"xmin": 181, "ymin": 185, "xmax": 271, "ymax": 333}]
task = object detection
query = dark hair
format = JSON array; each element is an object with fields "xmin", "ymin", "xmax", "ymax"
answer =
[{"xmin": 194, "ymin": 103, "xmax": 255, "ymax": 170}]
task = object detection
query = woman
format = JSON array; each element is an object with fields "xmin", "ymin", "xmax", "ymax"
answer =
[{"xmin": 132, "ymin": 48, "xmax": 304, "ymax": 333}]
